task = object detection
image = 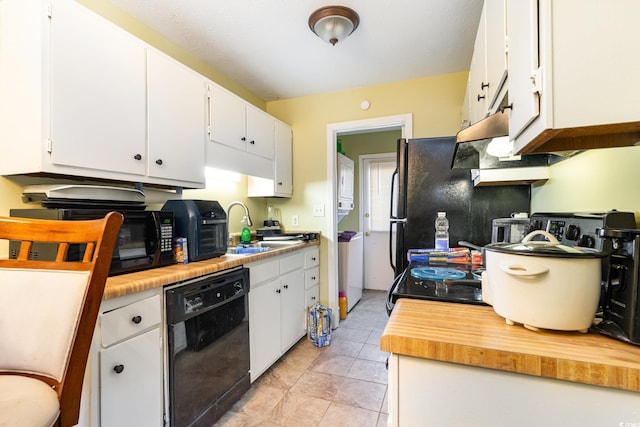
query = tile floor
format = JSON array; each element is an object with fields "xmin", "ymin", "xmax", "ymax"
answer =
[{"xmin": 214, "ymin": 289, "xmax": 390, "ymax": 427}]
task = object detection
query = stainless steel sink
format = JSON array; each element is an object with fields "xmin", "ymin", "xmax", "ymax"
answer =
[{"xmin": 225, "ymin": 240, "xmax": 304, "ymax": 256}]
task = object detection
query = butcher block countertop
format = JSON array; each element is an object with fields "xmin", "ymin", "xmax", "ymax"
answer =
[
  {"xmin": 103, "ymin": 239, "xmax": 319, "ymax": 300},
  {"xmin": 380, "ymin": 298, "xmax": 640, "ymax": 393}
]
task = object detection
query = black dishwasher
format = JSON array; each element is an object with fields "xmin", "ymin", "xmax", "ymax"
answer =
[{"xmin": 165, "ymin": 267, "xmax": 250, "ymax": 427}]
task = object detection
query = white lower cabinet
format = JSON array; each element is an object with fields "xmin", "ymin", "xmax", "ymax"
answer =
[
  {"xmin": 89, "ymin": 289, "xmax": 164, "ymax": 427},
  {"xmin": 248, "ymin": 250, "xmax": 309, "ymax": 382}
]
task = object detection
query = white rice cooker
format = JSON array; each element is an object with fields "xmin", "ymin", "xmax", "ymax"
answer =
[{"xmin": 481, "ymin": 230, "xmax": 608, "ymax": 333}]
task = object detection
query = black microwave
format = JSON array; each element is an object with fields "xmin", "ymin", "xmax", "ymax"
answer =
[{"xmin": 9, "ymin": 208, "xmax": 175, "ymax": 275}]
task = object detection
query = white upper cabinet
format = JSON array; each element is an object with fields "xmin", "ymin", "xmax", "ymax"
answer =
[
  {"xmin": 466, "ymin": 0, "xmax": 507, "ymax": 124},
  {"xmin": 206, "ymin": 83, "xmax": 276, "ymax": 179},
  {"xmin": 507, "ymin": 0, "xmax": 640, "ymax": 154},
  {"xmin": 337, "ymin": 153, "xmax": 354, "ymax": 211},
  {"xmin": 146, "ymin": 48, "xmax": 206, "ymax": 184},
  {"xmin": 247, "ymin": 119, "xmax": 293, "ymax": 198},
  {"xmin": 49, "ymin": 0, "xmax": 147, "ymax": 177},
  {"xmin": 0, "ymin": 0, "xmax": 206, "ymax": 188}
]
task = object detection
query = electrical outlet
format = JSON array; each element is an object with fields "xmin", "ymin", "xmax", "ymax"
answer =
[
  {"xmin": 313, "ymin": 204, "xmax": 325, "ymax": 217},
  {"xmin": 291, "ymin": 215, "xmax": 299, "ymax": 227}
]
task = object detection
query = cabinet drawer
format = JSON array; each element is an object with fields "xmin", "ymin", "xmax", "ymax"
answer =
[
  {"xmin": 279, "ymin": 252, "xmax": 304, "ymax": 274},
  {"xmin": 249, "ymin": 259, "xmax": 279, "ymax": 288},
  {"xmin": 305, "ymin": 285, "xmax": 320, "ymax": 308},
  {"xmin": 305, "ymin": 248, "xmax": 320, "ymax": 268},
  {"xmin": 304, "ymin": 266, "xmax": 320, "ymax": 290},
  {"xmin": 100, "ymin": 294, "xmax": 161, "ymax": 347}
]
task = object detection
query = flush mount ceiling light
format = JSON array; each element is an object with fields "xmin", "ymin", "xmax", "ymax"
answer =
[{"xmin": 308, "ymin": 5, "xmax": 360, "ymax": 46}]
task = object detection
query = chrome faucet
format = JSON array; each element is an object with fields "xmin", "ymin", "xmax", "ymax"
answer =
[{"xmin": 227, "ymin": 201, "xmax": 253, "ymax": 227}]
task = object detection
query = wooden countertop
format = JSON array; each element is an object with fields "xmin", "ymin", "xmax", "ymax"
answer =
[
  {"xmin": 380, "ymin": 298, "xmax": 640, "ymax": 392},
  {"xmin": 103, "ymin": 240, "xmax": 319, "ymax": 300}
]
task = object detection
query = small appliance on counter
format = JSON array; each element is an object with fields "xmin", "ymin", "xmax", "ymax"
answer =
[
  {"xmin": 491, "ymin": 213, "xmax": 530, "ymax": 243},
  {"xmin": 12, "ymin": 184, "xmax": 175, "ymax": 275},
  {"xmin": 596, "ymin": 228, "xmax": 640, "ymax": 345},
  {"xmin": 162, "ymin": 200, "xmax": 227, "ymax": 262},
  {"xmin": 256, "ymin": 205, "xmax": 283, "ymax": 238}
]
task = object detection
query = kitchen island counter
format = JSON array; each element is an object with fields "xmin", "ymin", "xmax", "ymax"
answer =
[
  {"xmin": 103, "ymin": 239, "xmax": 320, "ymax": 300},
  {"xmin": 381, "ymin": 298, "xmax": 640, "ymax": 391},
  {"xmin": 381, "ymin": 299, "xmax": 640, "ymax": 426}
]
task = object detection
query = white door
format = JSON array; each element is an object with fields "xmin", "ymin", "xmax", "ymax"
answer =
[{"xmin": 361, "ymin": 155, "xmax": 396, "ymax": 291}]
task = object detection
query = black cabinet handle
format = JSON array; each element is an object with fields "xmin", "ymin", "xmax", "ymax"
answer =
[
  {"xmin": 131, "ymin": 315, "xmax": 142, "ymax": 324},
  {"xmin": 133, "ymin": 154, "xmax": 142, "ymax": 160},
  {"xmin": 114, "ymin": 364, "xmax": 125, "ymax": 374},
  {"xmin": 155, "ymin": 159, "xmax": 163, "ymax": 165},
  {"xmin": 480, "ymin": 82, "xmax": 489, "ymax": 90},
  {"xmin": 477, "ymin": 94, "xmax": 485, "ymax": 102}
]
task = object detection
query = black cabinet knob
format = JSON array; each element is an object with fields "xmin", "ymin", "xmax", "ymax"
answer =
[
  {"xmin": 278, "ymin": 182, "xmax": 283, "ymax": 186},
  {"xmin": 114, "ymin": 364, "xmax": 125, "ymax": 374},
  {"xmin": 283, "ymin": 284, "xmax": 289, "ymax": 289},
  {"xmin": 133, "ymin": 154, "xmax": 142, "ymax": 160},
  {"xmin": 155, "ymin": 159, "xmax": 163, "ymax": 165},
  {"xmin": 249, "ymin": 140, "xmax": 255, "ymax": 145},
  {"xmin": 131, "ymin": 315, "xmax": 142, "ymax": 324},
  {"xmin": 276, "ymin": 288, "xmax": 281, "ymax": 294},
  {"xmin": 241, "ymin": 137, "xmax": 246, "ymax": 141}
]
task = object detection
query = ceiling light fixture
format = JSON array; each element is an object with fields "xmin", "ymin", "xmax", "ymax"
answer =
[{"xmin": 308, "ymin": 6, "xmax": 360, "ymax": 46}]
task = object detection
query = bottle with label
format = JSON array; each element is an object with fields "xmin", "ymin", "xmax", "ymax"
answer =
[
  {"xmin": 435, "ymin": 212, "xmax": 449, "ymax": 250},
  {"xmin": 339, "ymin": 291, "xmax": 347, "ymax": 320},
  {"xmin": 240, "ymin": 227, "xmax": 251, "ymax": 244}
]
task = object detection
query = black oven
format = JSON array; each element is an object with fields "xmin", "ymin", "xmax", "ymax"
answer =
[
  {"xmin": 9, "ymin": 208, "xmax": 175, "ymax": 275},
  {"xmin": 164, "ymin": 267, "xmax": 250, "ymax": 427}
]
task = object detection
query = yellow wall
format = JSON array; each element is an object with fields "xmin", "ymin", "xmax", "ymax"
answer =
[{"xmin": 532, "ymin": 146, "xmax": 640, "ymax": 222}]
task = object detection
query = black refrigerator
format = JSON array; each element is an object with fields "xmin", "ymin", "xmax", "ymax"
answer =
[{"xmin": 389, "ymin": 137, "xmax": 531, "ymax": 276}]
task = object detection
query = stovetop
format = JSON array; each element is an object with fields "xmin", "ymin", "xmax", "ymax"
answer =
[{"xmin": 390, "ymin": 261, "xmax": 487, "ymax": 307}]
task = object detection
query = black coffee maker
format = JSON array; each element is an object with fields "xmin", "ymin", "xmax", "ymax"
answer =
[{"xmin": 596, "ymin": 228, "xmax": 640, "ymax": 345}]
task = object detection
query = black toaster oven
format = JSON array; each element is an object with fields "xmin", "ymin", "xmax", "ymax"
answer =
[{"xmin": 162, "ymin": 199, "xmax": 228, "ymax": 262}]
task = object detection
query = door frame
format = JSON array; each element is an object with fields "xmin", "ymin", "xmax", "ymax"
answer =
[{"xmin": 325, "ymin": 114, "xmax": 413, "ymax": 324}]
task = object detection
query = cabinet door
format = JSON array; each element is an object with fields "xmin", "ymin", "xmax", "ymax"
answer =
[
  {"xmin": 338, "ymin": 154, "xmax": 354, "ymax": 201},
  {"xmin": 273, "ymin": 120, "xmax": 293, "ymax": 195},
  {"xmin": 209, "ymin": 84, "xmax": 246, "ymax": 149},
  {"xmin": 280, "ymin": 268, "xmax": 305, "ymax": 352},
  {"xmin": 485, "ymin": 0, "xmax": 507, "ymax": 107},
  {"xmin": 49, "ymin": 0, "xmax": 147, "ymax": 176},
  {"xmin": 507, "ymin": 0, "xmax": 540, "ymax": 140},
  {"xmin": 468, "ymin": 4, "xmax": 487, "ymax": 124},
  {"xmin": 147, "ymin": 48, "xmax": 206, "ymax": 184},
  {"xmin": 249, "ymin": 278, "xmax": 282, "ymax": 381},
  {"xmin": 100, "ymin": 328, "xmax": 163, "ymax": 427},
  {"xmin": 246, "ymin": 105, "xmax": 275, "ymax": 160}
]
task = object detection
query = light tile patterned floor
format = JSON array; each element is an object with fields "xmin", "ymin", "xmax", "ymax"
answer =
[{"xmin": 214, "ymin": 290, "xmax": 390, "ymax": 427}]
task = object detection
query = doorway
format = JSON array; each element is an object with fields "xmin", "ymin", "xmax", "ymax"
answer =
[{"xmin": 325, "ymin": 114, "xmax": 413, "ymax": 323}]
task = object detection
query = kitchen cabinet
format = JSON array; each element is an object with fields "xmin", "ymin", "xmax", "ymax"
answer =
[
  {"xmin": 304, "ymin": 247, "xmax": 320, "ymax": 309},
  {"xmin": 247, "ymin": 251, "xmax": 307, "ymax": 382},
  {"xmin": 89, "ymin": 289, "xmax": 164, "ymax": 427},
  {"xmin": 466, "ymin": 0, "xmax": 507, "ymax": 124},
  {"xmin": 146, "ymin": 48, "xmax": 206, "ymax": 184},
  {"xmin": 337, "ymin": 153, "xmax": 355, "ymax": 211},
  {"xmin": 0, "ymin": 0, "xmax": 205, "ymax": 188},
  {"xmin": 207, "ymin": 83, "xmax": 275, "ymax": 179},
  {"xmin": 507, "ymin": 0, "xmax": 640, "ymax": 155},
  {"xmin": 247, "ymin": 119, "xmax": 293, "ymax": 197},
  {"xmin": 388, "ymin": 354, "xmax": 640, "ymax": 427}
]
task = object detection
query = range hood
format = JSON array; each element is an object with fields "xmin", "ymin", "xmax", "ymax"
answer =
[{"xmin": 452, "ymin": 110, "xmax": 567, "ymax": 185}]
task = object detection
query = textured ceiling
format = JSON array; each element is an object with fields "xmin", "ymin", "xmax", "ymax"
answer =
[{"xmin": 107, "ymin": 0, "xmax": 483, "ymax": 101}]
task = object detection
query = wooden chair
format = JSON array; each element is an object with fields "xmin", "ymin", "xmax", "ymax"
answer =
[{"xmin": 0, "ymin": 212, "xmax": 123, "ymax": 427}]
